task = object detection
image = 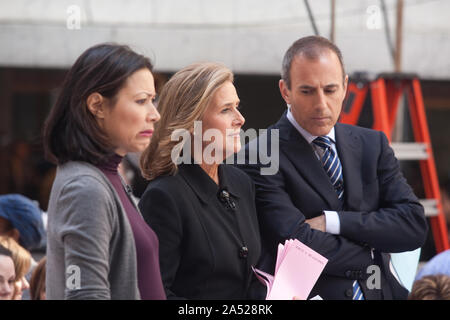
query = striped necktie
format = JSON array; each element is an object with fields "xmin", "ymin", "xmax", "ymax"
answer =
[
  {"xmin": 313, "ymin": 136, "xmax": 365, "ymax": 300},
  {"xmin": 312, "ymin": 136, "xmax": 344, "ymax": 200}
]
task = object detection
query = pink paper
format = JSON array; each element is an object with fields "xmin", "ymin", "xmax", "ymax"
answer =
[{"xmin": 253, "ymin": 239, "xmax": 328, "ymax": 300}]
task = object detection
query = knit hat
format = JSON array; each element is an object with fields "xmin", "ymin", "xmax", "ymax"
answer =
[{"xmin": 0, "ymin": 194, "xmax": 46, "ymax": 251}]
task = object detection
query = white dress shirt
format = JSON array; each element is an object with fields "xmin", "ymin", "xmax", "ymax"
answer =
[{"xmin": 286, "ymin": 108, "xmax": 341, "ymax": 235}]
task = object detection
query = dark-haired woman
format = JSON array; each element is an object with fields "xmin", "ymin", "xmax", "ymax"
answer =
[{"xmin": 43, "ymin": 43, "xmax": 165, "ymax": 300}]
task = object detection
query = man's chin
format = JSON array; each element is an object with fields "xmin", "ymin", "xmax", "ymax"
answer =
[{"xmin": 307, "ymin": 127, "xmax": 333, "ymax": 137}]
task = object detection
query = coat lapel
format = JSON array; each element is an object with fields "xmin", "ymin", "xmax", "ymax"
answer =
[
  {"xmin": 335, "ymin": 123, "xmax": 363, "ymax": 210},
  {"xmin": 277, "ymin": 113, "xmax": 342, "ymax": 209}
]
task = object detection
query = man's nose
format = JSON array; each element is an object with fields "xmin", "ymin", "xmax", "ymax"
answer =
[{"xmin": 314, "ymin": 90, "xmax": 327, "ymax": 110}]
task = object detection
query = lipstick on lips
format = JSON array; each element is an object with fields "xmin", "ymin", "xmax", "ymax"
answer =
[{"xmin": 139, "ymin": 130, "xmax": 153, "ymax": 137}]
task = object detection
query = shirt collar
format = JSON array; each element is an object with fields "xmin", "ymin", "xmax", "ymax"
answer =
[
  {"xmin": 286, "ymin": 107, "xmax": 335, "ymax": 144},
  {"xmin": 177, "ymin": 163, "xmax": 240, "ymax": 204}
]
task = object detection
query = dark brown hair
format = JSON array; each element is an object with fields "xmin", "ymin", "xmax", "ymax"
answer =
[
  {"xmin": 281, "ymin": 35, "xmax": 346, "ymax": 89},
  {"xmin": 43, "ymin": 43, "xmax": 153, "ymax": 165}
]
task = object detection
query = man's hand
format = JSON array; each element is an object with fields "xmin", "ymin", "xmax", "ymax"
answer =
[{"xmin": 305, "ymin": 214, "xmax": 326, "ymax": 232}]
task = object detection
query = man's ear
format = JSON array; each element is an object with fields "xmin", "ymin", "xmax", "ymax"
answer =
[
  {"xmin": 342, "ymin": 74, "xmax": 349, "ymax": 98},
  {"xmin": 86, "ymin": 92, "xmax": 106, "ymax": 119},
  {"xmin": 279, "ymin": 79, "xmax": 291, "ymax": 105}
]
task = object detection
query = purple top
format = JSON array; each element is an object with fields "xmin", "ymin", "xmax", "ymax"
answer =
[{"xmin": 98, "ymin": 154, "xmax": 166, "ymax": 300}]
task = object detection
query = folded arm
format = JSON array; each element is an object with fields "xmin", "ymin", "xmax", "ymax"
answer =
[
  {"xmin": 237, "ymin": 161, "xmax": 374, "ymax": 278},
  {"xmin": 337, "ymin": 132, "xmax": 428, "ymax": 252}
]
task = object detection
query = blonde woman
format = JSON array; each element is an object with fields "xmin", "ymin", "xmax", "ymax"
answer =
[
  {"xmin": 0, "ymin": 245, "xmax": 15, "ymax": 300},
  {"xmin": 139, "ymin": 62, "xmax": 261, "ymax": 299},
  {"xmin": 0, "ymin": 236, "xmax": 31, "ymax": 300}
]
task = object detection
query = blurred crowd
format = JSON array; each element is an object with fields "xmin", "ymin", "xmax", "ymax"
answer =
[{"xmin": 0, "ymin": 193, "xmax": 46, "ymax": 300}]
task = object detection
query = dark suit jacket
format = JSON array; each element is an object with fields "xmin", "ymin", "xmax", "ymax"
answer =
[
  {"xmin": 236, "ymin": 112, "xmax": 428, "ymax": 300},
  {"xmin": 139, "ymin": 163, "xmax": 261, "ymax": 299}
]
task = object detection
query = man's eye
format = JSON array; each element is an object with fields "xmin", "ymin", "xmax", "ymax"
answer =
[
  {"xmin": 301, "ymin": 90, "xmax": 311, "ymax": 95},
  {"xmin": 325, "ymin": 89, "xmax": 336, "ymax": 94}
]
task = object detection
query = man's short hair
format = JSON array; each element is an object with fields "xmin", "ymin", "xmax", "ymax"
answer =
[{"xmin": 281, "ymin": 35, "xmax": 346, "ymax": 89}]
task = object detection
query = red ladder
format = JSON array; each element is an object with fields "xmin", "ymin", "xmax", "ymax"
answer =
[{"xmin": 340, "ymin": 73, "xmax": 449, "ymax": 253}]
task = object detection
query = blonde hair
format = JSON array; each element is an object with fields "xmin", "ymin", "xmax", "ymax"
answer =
[
  {"xmin": 0, "ymin": 236, "xmax": 31, "ymax": 281},
  {"xmin": 141, "ymin": 62, "xmax": 234, "ymax": 180},
  {"xmin": 409, "ymin": 274, "xmax": 450, "ymax": 300}
]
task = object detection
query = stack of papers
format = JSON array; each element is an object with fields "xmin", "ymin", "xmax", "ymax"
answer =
[{"xmin": 253, "ymin": 239, "xmax": 328, "ymax": 300}]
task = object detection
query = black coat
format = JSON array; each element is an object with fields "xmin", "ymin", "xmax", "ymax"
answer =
[
  {"xmin": 139, "ymin": 163, "xmax": 261, "ymax": 299},
  {"xmin": 236, "ymin": 112, "xmax": 428, "ymax": 300}
]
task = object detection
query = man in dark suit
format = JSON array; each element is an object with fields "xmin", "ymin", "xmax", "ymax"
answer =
[{"xmin": 237, "ymin": 36, "xmax": 428, "ymax": 300}]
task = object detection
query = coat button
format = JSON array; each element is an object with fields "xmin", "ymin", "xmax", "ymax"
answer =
[
  {"xmin": 239, "ymin": 246, "xmax": 248, "ymax": 259},
  {"xmin": 345, "ymin": 271, "xmax": 352, "ymax": 278},
  {"xmin": 345, "ymin": 288, "xmax": 353, "ymax": 298}
]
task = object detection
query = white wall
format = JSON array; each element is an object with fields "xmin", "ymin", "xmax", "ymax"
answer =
[{"xmin": 0, "ymin": 0, "xmax": 449, "ymax": 79}]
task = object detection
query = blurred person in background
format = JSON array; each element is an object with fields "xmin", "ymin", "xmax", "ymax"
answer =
[
  {"xmin": 0, "ymin": 193, "xmax": 46, "ymax": 252},
  {"xmin": 409, "ymin": 274, "xmax": 450, "ymax": 300},
  {"xmin": 30, "ymin": 256, "xmax": 46, "ymax": 300},
  {"xmin": 43, "ymin": 43, "xmax": 164, "ymax": 300},
  {"xmin": 8, "ymin": 141, "xmax": 36, "ymax": 197},
  {"xmin": 0, "ymin": 193, "xmax": 46, "ymax": 300},
  {"xmin": 0, "ymin": 236, "xmax": 31, "ymax": 300},
  {"xmin": 415, "ymin": 249, "xmax": 450, "ymax": 281},
  {"xmin": 0, "ymin": 245, "xmax": 15, "ymax": 300},
  {"xmin": 440, "ymin": 178, "xmax": 450, "ymax": 241}
]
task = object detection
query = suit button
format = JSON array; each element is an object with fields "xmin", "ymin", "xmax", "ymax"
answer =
[
  {"xmin": 345, "ymin": 288, "xmax": 353, "ymax": 298},
  {"xmin": 239, "ymin": 246, "xmax": 248, "ymax": 259},
  {"xmin": 345, "ymin": 271, "xmax": 352, "ymax": 278}
]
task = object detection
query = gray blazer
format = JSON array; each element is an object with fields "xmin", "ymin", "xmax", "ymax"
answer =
[{"xmin": 46, "ymin": 161, "xmax": 140, "ymax": 300}]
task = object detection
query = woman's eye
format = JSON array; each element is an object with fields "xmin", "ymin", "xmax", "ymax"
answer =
[
  {"xmin": 136, "ymin": 99, "xmax": 147, "ymax": 105},
  {"xmin": 221, "ymin": 108, "xmax": 230, "ymax": 113}
]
